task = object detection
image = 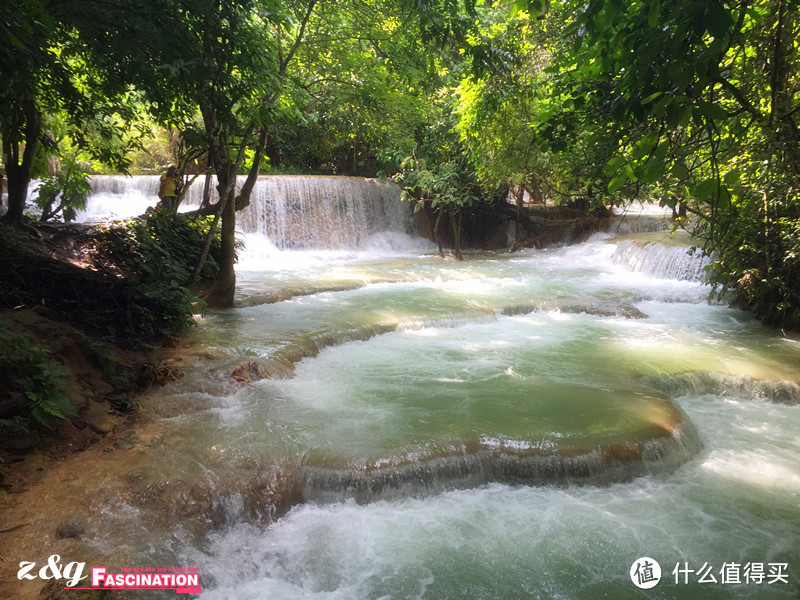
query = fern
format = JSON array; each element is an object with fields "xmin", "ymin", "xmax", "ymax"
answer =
[
  {"xmin": 26, "ymin": 389, "xmax": 77, "ymax": 428},
  {"xmin": 0, "ymin": 321, "xmax": 76, "ymax": 428}
]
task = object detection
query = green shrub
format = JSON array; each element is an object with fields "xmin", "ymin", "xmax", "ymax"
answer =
[
  {"xmin": 33, "ymin": 155, "xmax": 92, "ymax": 222},
  {"xmin": 708, "ymin": 183, "xmax": 800, "ymax": 331},
  {"xmin": 92, "ymin": 209, "xmax": 222, "ymax": 344},
  {"xmin": 0, "ymin": 322, "xmax": 76, "ymax": 427}
]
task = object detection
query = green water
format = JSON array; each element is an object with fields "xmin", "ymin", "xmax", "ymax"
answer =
[{"xmin": 86, "ymin": 232, "xmax": 800, "ymax": 599}]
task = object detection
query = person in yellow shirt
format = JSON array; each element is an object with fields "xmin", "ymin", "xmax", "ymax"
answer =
[{"xmin": 158, "ymin": 165, "xmax": 182, "ymax": 212}]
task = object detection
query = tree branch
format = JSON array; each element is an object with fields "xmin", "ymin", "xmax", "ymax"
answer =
[
  {"xmin": 279, "ymin": 0, "xmax": 320, "ymax": 75},
  {"xmin": 716, "ymin": 76, "xmax": 764, "ymax": 121}
]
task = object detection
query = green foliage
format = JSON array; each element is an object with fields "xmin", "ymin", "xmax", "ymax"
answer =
[
  {"xmin": 5, "ymin": 0, "xmax": 800, "ymax": 328},
  {"xmin": 33, "ymin": 155, "xmax": 92, "ymax": 222},
  {"xmin": 230, "ymin": 0, "xmax": 438, "ymax": 177},
  {"xmin": 392, "ymin": 99, "xmax": 485, "ymax": 258},
  {"xmin": 484, "ymin": 0, "xmax": 800, "ymax": 328},
  {"xmin": 76, "ymin": 333, "xmax": 143, "ymax": 391},
  {"xmin": 711, "ymin": 180, "xmax": 800, "ymax": 329},
  {"xmin": 93, "ymin": 210, "xmax": 222, "ymax": 342},
  {"xmin": 0, "ymin": 322, "xmax": 76, "ymax": 428},
  {"xmin": 97, "ymin": 210, "xmax": 221, "ymax": 283},
  {"xmin": 394, "ymin": 155, "xmax": 481, "ymax": 214}
]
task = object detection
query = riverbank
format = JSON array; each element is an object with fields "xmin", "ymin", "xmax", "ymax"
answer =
[
  {"xmin": 0, "ymin": 211, "xmax": 226, "ymax": 454},
  {"xmin": 0, "ymin": 213, "xmax": 226, "ymax": 599},
  {"xmin": 0, "ymin": 315, "xmax": 219, "ymax": 599},
  {"xmin": 0, "ymin": 302, "xmax": 188, "ymax": 463}
]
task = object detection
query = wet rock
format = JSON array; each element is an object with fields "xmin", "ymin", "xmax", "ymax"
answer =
[
  {"xmin": 260, "ymin": 357, "xmax": 297, "ymax": 379},
  {"xmin": 561, "ymin": 302, "xmax": 648, "ymax": 319},
  {"xmin": 87, "ymin": 422, "xmax": 109, "ymax": 435},
  {"xmin": 153, "ymin": 360, "xmax": 184, "ymax": 385},
  {"xmin": 501, "ymin": 302, "xmax": 647, "ymax": 319},
  {"xmin": 56, "ymin": 515, "xmax": 85, "ymax": 539},
  {"xmin": 80, "ymin": 402, "xmax": 116, "ymax": 436},
  {"xmin": 113, "ymin": 429, "xmax": 139, "ymax": 450},
  {"xmin": 106, "ymin": 392, "xmax": 136, "ymax": 414},
  {"xmin": 227, "ymin": 360, "xmax": 266, "ymax": 384},
  {"xmin": 612, "ymin": 303, "xmax": 648, "ymax": 319},
  {"xmin": 69, "ymin": 415, "xmax": 88, "ymax": 430}
]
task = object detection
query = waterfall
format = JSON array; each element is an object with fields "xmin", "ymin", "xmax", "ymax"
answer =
[
  {"xmin": 602, "ymin": 215, "xmax": 672, "ymax": 236},
  {"xmin": 88, "ymin": 174, "xmax": 206, "ymax": 206},
  {"xmin": 611, "ymin": 238, "xmax": 712, "ymax": 281},
  {"xmin": 81, "ymin": 175, "xmax": 414, "ymax": 250},
  {"xmin": 90, "ymin": 174, "xmax": 158, "ymax": 197},
  {"xmin": 300, "ymin": 412, "xmax": 702, "ymax": 504},
  {"xmin": 78, "ymin": 175, "xmax": 160, "ymax": 221},
  {"xmin": 235, "ymin": 176, "xmax": 413, "ymax": 249},
  {"xmin": 643, "ymin": 371, "xmax": 800, "ymax": 405}
]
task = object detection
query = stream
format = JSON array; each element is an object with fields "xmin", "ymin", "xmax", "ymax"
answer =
[{"xmin": 66, "ymin": 178, "xmax": 800, "ymax": 598}]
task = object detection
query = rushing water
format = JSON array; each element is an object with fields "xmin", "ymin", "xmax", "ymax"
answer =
[
  {"xmin": 74, "ymin": 179, "xmax": 800, "ymax": 599},
  {"xmin": 78, "ymin": 175, "xmax": 413, "ymax": 247}
]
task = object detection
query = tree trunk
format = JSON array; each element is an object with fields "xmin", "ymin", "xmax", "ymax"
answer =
[
  {"xmin": 200, "ymin": 123, "xmax": 266, "ymax": 307},
  {"xmin": 201, "ymin": 172, "xmax": 212, "ymax": 208},
  {"xmin": 452, "ymin": 210, "xmax": 463, "ymax": 261},
  {"xmin": 2, "ymin": 103, "xmax": 41, "ymax": 224},
  {"xmin": 182, "ymin": 194, "xmax": 223, "ymax": 289},
  {"xmin": 200, "ymin": 98, "xmax": 236, "ymax": 307},
  {"xmin": 515, "ymin": 184, "xmax": 524, "ymax": 245},
  {"xmin": 203, "ymin": 184, "xmax": 237, "ymax": 308},
  {"xmin": 433, "ymin": 212, "xmax": 445, "ymax": 258},
  {"xmin": 4, "ymin": 162, "xmax": 33, "ymax": 223}
]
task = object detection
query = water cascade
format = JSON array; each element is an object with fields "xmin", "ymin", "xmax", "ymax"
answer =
[
  {"xmin": 80, "ymin": 175, "xmax": 415, "ymax": 250},
  {"xmin": 29, "ymin": 181, "xmax": 800, "ymax": 599},
  {"xmin": 610, "ymin": 234, "xmax": 712, "ymax": 281},
  {"xmin": 80, "ymin": 175, "xmax": 162, "ymax": 221},
  {"xmin": 236, "ymin": 176, "xmax": 413, "ymax": 249},
  {"xmin": 643, "ymin": 371, "xmax": 800, "ymax": 405}
]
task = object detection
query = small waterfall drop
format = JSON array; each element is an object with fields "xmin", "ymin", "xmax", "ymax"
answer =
[
  {"xmin": 643, "ymin": 371, "xmax": 800, "ymax": 405},
  {"xmin": 237, "ymin": 176, "xmax": 413, "ymax": 249},
  {"xmin": 88, "ymin": 174, "xmax": 209, "ymax": 207},
  {"xmin": 611, "ymin": 237, "xmax": 712, "ymax": 281},
  {"xmin": 81, "ymin": 175, "xmax": 415, "ymax": 250},
  {"xmin": 79, "ymin": 175, "xmax": 160, "ymax": 221}
]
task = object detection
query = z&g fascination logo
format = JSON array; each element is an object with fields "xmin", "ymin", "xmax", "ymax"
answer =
[{"xmin": 18, "ymin": 555, "xmax": 202, "ymax": 594}]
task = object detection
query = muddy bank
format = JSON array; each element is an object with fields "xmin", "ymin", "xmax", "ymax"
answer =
[{"xmin": 0, "ymin": 318, "xmax": 218, "ymax": 599}]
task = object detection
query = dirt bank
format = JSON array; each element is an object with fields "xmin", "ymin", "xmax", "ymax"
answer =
[{"xmin": 0, "ymin": 308, "xmax": 209, "ymax": 599}]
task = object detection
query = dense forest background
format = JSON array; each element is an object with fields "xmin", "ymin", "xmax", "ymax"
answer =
[{"xmin": 1, "ymin": 0, "xmax": 799, "ymax": 325}]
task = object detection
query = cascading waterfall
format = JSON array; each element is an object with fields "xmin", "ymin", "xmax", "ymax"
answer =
[
  {"xmin": 80, "ymin": 175, "xmax": 415, "ymax": 250},
  {"xmin": 89, "ymin": 174, "xmax": 160, "ymax": 197},
  {"xmin": 29, "ymin": 181, "xmax": 799, "ymax": 600},
  {"xmin": 86, "ymin": 174, "xmax": 210, "ymax": 209},
  {"xmin": 611, "ymin": 236, "xmax": 712, "ymax": 281},
  {"xmin": 237, "ymin": 176, "xmax": 413, "ymax": 249},
  {"xmin": 78, "ymin": 175, "xmax": 161, "ymax": 221},
  {"xmin": 643, "ymin": 371, "xmax": 800, "ymax": 405}
]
